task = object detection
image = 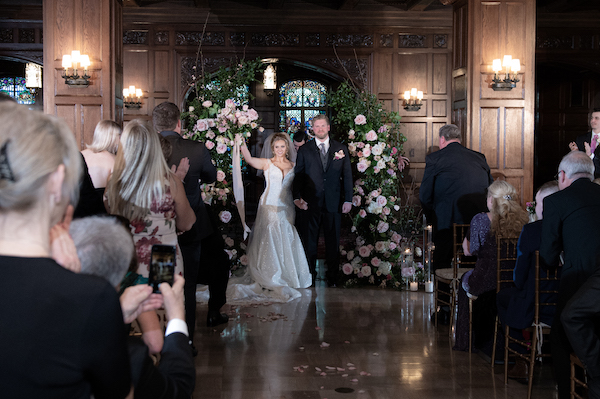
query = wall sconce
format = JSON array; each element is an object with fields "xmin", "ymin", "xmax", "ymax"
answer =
[
  {"xmin": 263, "ymin": 64, "xmax": 276, "ymax": 96},
  {"xmin": 123, "ymin": 85, "xmax": 142, "ymax": 109},
  {"xmin": 492, "ymin": 55, "xmax": 520, "ymax": 91},
  {"xmin": 25, "ymin": 63, "xmax": 42, "ymax": 92},
  {"xmin": 403, "ymin": 88, "xmax": 423, "ymax": 111},
  {"xmin": 61, "ymin": 51, "xmax": 91, "ymax": 87}
]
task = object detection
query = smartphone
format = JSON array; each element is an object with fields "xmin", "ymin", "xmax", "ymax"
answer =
[{"xmin": 148, "ymin": 244, "xmax": 176, "ymax": 293}]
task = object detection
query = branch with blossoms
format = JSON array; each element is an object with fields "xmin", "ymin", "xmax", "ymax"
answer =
[{"xmin": 329, "ymin": 81, "xmax": 424, "ymax": 289}]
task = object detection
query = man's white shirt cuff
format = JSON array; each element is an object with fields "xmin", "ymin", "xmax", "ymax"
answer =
[{"xmin": 165, "ymin": 318, "xmax": 189, "ymax": 337}]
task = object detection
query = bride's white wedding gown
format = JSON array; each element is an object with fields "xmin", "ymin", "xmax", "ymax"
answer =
[{"xmin": 226, "ymin": 160, "xmax": 312, "ymax": 303}]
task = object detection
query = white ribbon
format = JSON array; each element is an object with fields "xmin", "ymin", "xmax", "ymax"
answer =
[{"xmin": 232, "ymin": 140, "xmax": 251, "ymax": 239}]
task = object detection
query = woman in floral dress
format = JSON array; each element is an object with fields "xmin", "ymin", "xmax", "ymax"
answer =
[{"xmin": 105, "ymin": 119, "xmax": 195, "ymax": 353}]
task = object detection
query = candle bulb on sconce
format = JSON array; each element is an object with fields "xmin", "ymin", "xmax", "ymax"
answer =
[
  {"xmin": 123, "ymin": 85, "xmax": 142, "ymax": 109},
  {"xmin": 61, "ymin": 51, "xmax": 91, "ymax": 87},
  {"xmin": 403, "ymin": 87, "xmax": 423, "ymax": 111},
  {"xmin": 491, "ymin": 55, "xmax": 520, "ymax": 91}
]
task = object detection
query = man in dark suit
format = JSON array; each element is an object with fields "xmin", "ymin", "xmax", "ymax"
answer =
[
  {"xmin": 568, "ymin": 108, "xmax": 600, "ymax": 178},
  {"xmin": 419, "ymin": 124, "xmax": 493, "ymax": 270},
  {"xmin": 293, "ymin": 114, "xmax": 353, "ymax": 286},
  {"xmin": 540, "ymin": 150, "xmax": 600, "ymax": 399},
  {"xmin": 153, "ymin": 102, "xmax": 228, "ymax": 340}
]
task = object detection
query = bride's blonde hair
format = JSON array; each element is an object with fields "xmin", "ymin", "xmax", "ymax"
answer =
[{"xmin": 106, "ymin": 119, "xmax": 171, "ymax": 221}]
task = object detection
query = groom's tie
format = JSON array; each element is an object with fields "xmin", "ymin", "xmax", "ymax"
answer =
[{"xmin": 319, "ymin": 143, "xmax": 327, "ymax": 170}]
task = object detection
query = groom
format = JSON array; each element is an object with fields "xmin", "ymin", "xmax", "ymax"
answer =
[{"xmin": 293, "ymin": 114, "xmax": 353, "ymax": 287}]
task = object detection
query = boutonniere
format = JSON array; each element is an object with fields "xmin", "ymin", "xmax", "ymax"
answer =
[{"xmin": 334, "ymin": 150, "xmax": 345, "ymax": 160}]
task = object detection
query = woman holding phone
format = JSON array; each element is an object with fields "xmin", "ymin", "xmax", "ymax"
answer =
[{"xmin": 105, "ymin": 119, "xmax": 195, "ymax": 353}]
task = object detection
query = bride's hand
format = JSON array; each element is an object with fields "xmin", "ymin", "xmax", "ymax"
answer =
[
  {"xmin": 294, "ymin": 199, "xmax": 308, "ymax": 210},
  {"xmin": 235, "ymin": 133, "xmax": 244, "ymax": 147}
]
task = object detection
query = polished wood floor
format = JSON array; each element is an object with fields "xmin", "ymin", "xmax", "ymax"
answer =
[{"xmin": 192, "ymin": 284, "xmax": 558, "ymax": 399}]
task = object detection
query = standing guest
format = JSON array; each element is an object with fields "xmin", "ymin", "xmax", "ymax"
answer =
[
  {"xmin": 293, "ymin": 130, "xmax": 307, "ymax": 152},
  {"xmin": 540, "ymin": 150, "xmax": 600, "ymax": 399},
  {"xmin": 419, "ymin": 124, "xmax": 493, "ymax": 271},
  {"xmin": 75, "ymin": 120, "xmax": 121, "ymax": 218},
  {"xmin": 0, "ymin": 101, "xmax": 131, "ymax": 398},
  {"xmin": 293, "ymin": 114, "xmax": 353, "ymax": 287},
  {"xmin": 568, "ymin": 108, "xmax": 600, "ymax": 178},
  {"xmin": 453, "ymin": 180, "xmax": 528, "ymax": 352},
  {"xmin": 153, "ymin": 102, "xmax": 227, "ymax": 338},
  {"xmin": 72, "ymin": 216, "xmax": 195, "ymax": 399},
  {"xmin": 496, "ymin": 181, "xmax": 560, "ymax": 380},
  {"xmin": 105, "ymin": 119, "xmax": 195, "ymax": 355}
]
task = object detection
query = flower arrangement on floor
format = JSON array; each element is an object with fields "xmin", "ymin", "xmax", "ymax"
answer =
[
  {"xmin": 180, "ymin": 58, "xmax": 264, "ymax": 274},
  {"xmin": 328, "ymin": 81, "xmax": 424, "ymax": 289}
]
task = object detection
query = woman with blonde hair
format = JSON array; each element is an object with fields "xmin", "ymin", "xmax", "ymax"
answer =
[
  {"xmin": 0, "ymin": 102, "xmax": 131, "ymax": 397},
  {"xmin": 453, "ymin": 179, "xmax": 529, "ymax": 352},
  {"xmin": 81, "ymin": 119, "xmax": 121, "ymax": 189},
  {"xmin": 105, "ymin": 118, "xmax": 195, "ymax": 353}
]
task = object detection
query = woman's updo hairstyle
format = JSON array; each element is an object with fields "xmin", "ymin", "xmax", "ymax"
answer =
[
  {"xmin": 0, "ymin": 102, "xmax": 81, "ymax": 211},
  {"xmin": 487, "ymin": 179, "xmax": 528, "ymax": 237},
  {"xmin": 87, "ymin": 120, "xmax": 122, "ymax": 154}
]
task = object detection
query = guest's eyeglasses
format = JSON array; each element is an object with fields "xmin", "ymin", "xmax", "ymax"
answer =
[{"xmin": 554, "ymin": 170, "xmax": 564, "ymax": 180}]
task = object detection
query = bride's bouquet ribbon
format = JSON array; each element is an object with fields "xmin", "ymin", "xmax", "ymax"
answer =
[{"xmin": 232, "ymin": 141, "xmax": 252, "ymax": 239}]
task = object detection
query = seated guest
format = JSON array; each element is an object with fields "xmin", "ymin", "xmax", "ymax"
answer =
[
  {"xmin": 0, "ymin": 102, "xmax": 131, "ymax": 398},
  {"xmin": 496, "ymin": 181, "xmax": 560, "ymax": 379},
  {"xmin": 72, "ymin": 216, "xmax": 195, "ymax": 399},
  {"xmin": 453, "ymin": 180, "xmax": 529, "ymax": 352}
]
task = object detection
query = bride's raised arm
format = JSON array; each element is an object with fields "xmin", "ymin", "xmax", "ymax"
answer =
[{"xmin": 236, "ymin": 134, "xmax": 269, "ymax": 171}]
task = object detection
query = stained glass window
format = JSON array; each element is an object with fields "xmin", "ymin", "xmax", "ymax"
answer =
[
  {"xmin": 0, "ymin": 77, "xmax": 35, "ymax": 105},
  {"xmin": 279, "ymin": 80, "xmax": 327, "ymax": 133}
]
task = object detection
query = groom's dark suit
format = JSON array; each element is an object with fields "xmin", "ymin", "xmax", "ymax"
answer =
[
  {"xmin": 540, "ymin": 178, "xmax": 600, "ymax": 398},
  {"xmin": 575, "ymin": 131, "xmax": 600, "ymax": 178},
  {"xmin": 160, "ymin": 130, "xmax": 222, "ymax": 337},
  {"xmin": 293, "ymin": 138, "xmax": 353, "ymax": 285}
]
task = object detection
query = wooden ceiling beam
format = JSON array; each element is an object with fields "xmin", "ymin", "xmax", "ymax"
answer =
[
  {"xmin": 408, "ymin": 0, "xmax": 437, "ymax": 11},
  {"xmin": 193, "ymin": 0, "xmax": 210, "ymax": 8},
  {"xmin": 337, "ymin": 0, "xmax": 361, "ymax": 10}
]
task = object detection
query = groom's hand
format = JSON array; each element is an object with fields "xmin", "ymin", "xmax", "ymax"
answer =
[
  {"xmin": 342, "ymin": 202, "xmax": 352, "ymax": 214},
  {"xmin": 294, "ymin": 198, "xmax": 308, "ymax": 210}
]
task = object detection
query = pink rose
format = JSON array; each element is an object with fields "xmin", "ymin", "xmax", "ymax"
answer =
[
  {"xmin": 216, "ymin": 170, "xmax": 226, "ymax": 182},
  {"xmin": 383, "ymin": 207, "xmax": 391, "ymax": 215},
  {"xmin": 195, "ymin": 119, "xmax": 209, "ymax": 132},
  {"xmin": 365, "ymin": 130, "xmax": 377, "ymax": 141},
  {"xmin": 342, "ymin": 263, "xmax": 353, "ymax": 275},
  {"xmin": 357, "ymin": 160, "xmax": 369, "ymax": 173},
  {"xmin": 247, "ymin": 109, "xmax": 259, "ymax": 121},
  {"xmin": 357, "ymin": 186, "xmax": 364, "ymax": 195},
  {"xmin": 218, "ymin": 125, "xmax": 228, "ymax": 133},
  {"xmin": 348, "ymin": 130, "xmax": 355, "ymax": 139},
  {"xmin": 378, "ymin": 125, "xmax": 388, "ymax": 133},
  {"xmin": 376, "ymin": 195, "xmax": 387, "ymax": 207},
  {"xmin": 389, "ymin": 242, "xmax": 397, "ymax": 250},
  {"xmin": 377, "ymin": 221, "xmax": 389, "ymax": 233},
  {"xmin": 219, "ymin": 210, "xmax": 232, "ymax": 223},
  {"xmin": 354, "ymin": 114, "xmax": 367, "ymax": 125},
  {"xmin": 391, "ymin": 147, "xmax": 398, "ymax": 155},
  {"xmin": 240, "ymin": 254, "xmax": 248, "ymax": 266},
  {"xmin": 375, "ymin": 241, "xmax": 386, "ymax": 252},
  {"xmin": 371, "ymin": 257, "xmax": 381, "ymax": 267},
  {"xmin": 224, "ymin": 237, "xmax": 234, "ymax": 247},
  {"xmin": 216, "ymin": 143, "xmax": 228, "ymax": 154},
  {"xmin": 205, "ymin": 141, "xmax": 215, "ymax": 150},
  {"xmin": 206, "ymin": 130, "xmax": 215, "ymax": 140},
  {"xmin": 352, "ymin": 195, "xmax": 361, "ymax": 207},
  {"xmin": 346, "ymin": 250, "xmax": 354, "ymax": 260},
  {"xmin": 361, "ymin": 265, "xmax": 372, "ymax": 277},
  {"xmin": 202, "ymin": 100, "xmax": 212, "ymax": 108},
  {"xmin": 358, "ymin": 245, "xmax": 371, "ymax": 257},
  {"xmin": 359, "ymin": 209, "xmax": 367, "ymax": 218},
  {"xmin": 225, "ymin": 99, "xmax": 236, "ymax": 108},
  {"xmin": 391, "ymin": 232, "xmax": 402, "ymax": 243}
]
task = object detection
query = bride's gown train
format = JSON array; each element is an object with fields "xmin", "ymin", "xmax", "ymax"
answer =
[{"xmin": 227, "ymin": 160, "xmax": 312, "ymax": 303}]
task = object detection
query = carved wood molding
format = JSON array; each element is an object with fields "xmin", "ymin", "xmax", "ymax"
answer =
[{"xmin": 316, "ymin": 57, "xmax": 369, "ymax": 88}]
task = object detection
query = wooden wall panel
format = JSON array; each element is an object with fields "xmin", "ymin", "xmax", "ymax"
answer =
[
  {"xmin": 433, "ymin": 100, "xmax": 447, "ymax": 117},
  {"xmin": 55, "ymin": 104, "xmax": 79, "ymax": 144},
  {"xmin": 480, "ymin": 107, "xmax": 499, "ymax": 168},
  {"xmin": 504, "ymin": 107, "xmax": 524, "ymax": 169},
  {"xmin": 481, "ymin": 3, "xmax": 500, "ymax": 65},
  {"xmin": 155, "ymin": 51, "xmax": 171, "ymax": 94},
  {"xmin": 403, "ymin": 122, "xmax": 428, "ymax": 163},
  {"xmin": 82, "ymin": 104, "xmax": 103, "ymax": 146},
  {"xmin": 376, "ymin": 53, "xmax": 394, "ymax": 95},
  {"xmin": 506, "ymin": 3, "xmax": 525, "ymax": 61},
  {"xmin": 396, "ymin": 53, "xmax": 428, "ymax": 98},
  {"xmin": 82, "ymin": 1, "xmax": 102, "ymax": 64},
  {"xmin": 432, "ymin": 54, "xmax": 447, "ymax": 95}
]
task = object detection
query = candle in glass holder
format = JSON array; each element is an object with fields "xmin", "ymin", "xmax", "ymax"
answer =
[
  {"xmin": 404, "ymin": 248, "xmax": 413, "ymax": 264},
  {"xmin": 410, "ymin": 281, "xmax": 419, "ymax": 291},
  {"xmin": 425, "ymin": 281, "xmax": 434, "ymax": 293}
]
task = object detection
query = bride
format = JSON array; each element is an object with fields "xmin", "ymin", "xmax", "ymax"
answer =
[{"xmin": 227, "ymin": 132, "xmax": 312, "ymax": 302}]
